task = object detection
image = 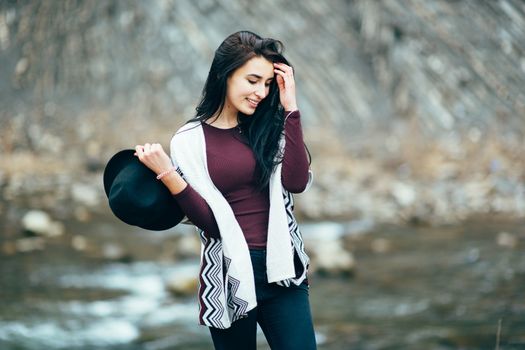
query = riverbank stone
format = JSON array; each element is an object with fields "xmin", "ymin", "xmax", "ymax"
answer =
[
  {"xmin": 302, "ymin": 222, "xmax": 356, "ymax": 276},
  {"xmin": 21, "ymin": 210, "xmax": 65, "ymax": 237},
  {"xmin": 496, "ymin": 231, "xmax": 518, "ymax": 248},
  {"xmin": 165, "ymin": 263, "xmax": 200, "ymax": 297}
]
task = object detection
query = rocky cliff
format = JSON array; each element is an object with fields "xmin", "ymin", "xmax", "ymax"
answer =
[{"xmin": 1, "ymin": 0, "xmax": 524, "ymax": 226}]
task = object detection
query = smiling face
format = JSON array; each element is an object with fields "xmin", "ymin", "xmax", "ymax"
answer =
[{"xmin": 224, "ymin": 56, "xmax": 275, "ymax": 115}]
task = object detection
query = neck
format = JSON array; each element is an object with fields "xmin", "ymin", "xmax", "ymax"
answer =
[{"xmin": 210, "ymin": 103, "xmax": 238, "ymax": 128}]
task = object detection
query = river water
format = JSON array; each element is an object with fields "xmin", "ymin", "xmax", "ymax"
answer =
[{"xmin": 1, "ymin": 217, "xmax": 524, "ymax": 349}]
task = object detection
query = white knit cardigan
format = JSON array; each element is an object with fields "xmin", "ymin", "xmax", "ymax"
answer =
[{"xmin": 170, "ymin": 120, "xmax": 312, "ymax": 329}]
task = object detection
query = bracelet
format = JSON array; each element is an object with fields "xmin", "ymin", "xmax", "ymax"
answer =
[{"xmin": 156, "ymin": 167, "xmax": 177, "ymax": 180}]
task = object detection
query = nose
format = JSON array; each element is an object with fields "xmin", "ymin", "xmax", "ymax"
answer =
[{"xmin": 254, "ymin": 83, "xmax": 267, "ymax": 99}]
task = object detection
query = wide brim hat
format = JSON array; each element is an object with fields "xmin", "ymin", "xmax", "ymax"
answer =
[{"xmin": 103, "ymin": 149, "xmax": 184, "ymax": 231}]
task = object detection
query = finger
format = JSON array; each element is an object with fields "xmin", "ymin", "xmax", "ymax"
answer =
[
  {"xmin": 144, "ymin": 143, "xmax": 152, "ymax": 154},
  {"xmin": 275, "ymin": 73, "xmax": 285, "ymax": 90},
  {"xmin": 135, "ymin": 145, "xmax": 144, "ymax": 157},
  {"xmin": 274, "ymin": 69, "xmax": 293, "ymax": 89},
  {"xmin": 273, "ymin": 65, "xmax": 286, "ymax": 74},
  {"xmin": 274, "ymin": 65, "xmax": 293, "ymax": 78},
  {"xmin": 274, "ymin": 68, "xmax": 287, "ymax": 79},
  {"xmin": 274, "ymin": 62, "xmax": 293, "ymax": 74},
  {"xmin": 151, "ymin": 143, "xmax": 161, "ymax": 155}
]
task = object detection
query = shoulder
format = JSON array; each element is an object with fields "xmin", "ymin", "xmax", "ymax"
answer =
[
  {"xmin": 174, "ymin": 120, "xmax": 202, "ymax": 135},
  {"xmin": 171, "ymin": 121, "xmax": 202, "ymax": 146}
]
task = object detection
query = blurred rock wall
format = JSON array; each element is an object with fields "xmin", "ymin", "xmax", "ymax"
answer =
[{"xmin": 1, "ymin": 0, "xmax": 524, "ymax": 226}]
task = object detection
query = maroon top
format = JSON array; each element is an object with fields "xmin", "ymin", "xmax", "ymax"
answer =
[{"xmin": 173, "ymin": 110, "xmax": 309, "ymax": 249}]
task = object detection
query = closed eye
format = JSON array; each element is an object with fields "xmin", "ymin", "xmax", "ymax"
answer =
[{"xmin": 248, "ymin": 79, "xmax": 271, "ymax": 87}]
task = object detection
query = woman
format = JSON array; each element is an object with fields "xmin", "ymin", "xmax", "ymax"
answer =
[{"xmin": 134, "ymin": 31, "xmax": 316, "ymax": 350}]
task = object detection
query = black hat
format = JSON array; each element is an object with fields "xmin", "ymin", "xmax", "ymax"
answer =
[{"xmin": 103, "ymin": 149, "xmax": 185, "ymax": 231}]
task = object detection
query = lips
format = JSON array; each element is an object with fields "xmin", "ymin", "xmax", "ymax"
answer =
[{"xmin": 246, "ymin": 98, "xmax": 260, "ymax": 108}]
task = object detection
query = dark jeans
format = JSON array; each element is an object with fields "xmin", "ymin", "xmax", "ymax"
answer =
[{"xmin": 209, "ymin": 249, "xmax": 317, "ymax": 350}]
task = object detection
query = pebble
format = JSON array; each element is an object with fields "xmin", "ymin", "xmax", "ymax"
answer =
[
  {"xmin": 312, "ymin": 240, "xmax": 356, "ymax": 275},
  {"xmin": 496, "ymin": 231, "xmax": 518, "ymax": 248},
  {"xmin": 74, "ymin": 206, "xmax": 91, "ymax": 222},
  {"xmin": 71, "ymin": 183, "xmax": 100, "ymax": 207},
  {"xmin": 174, "ymin": 234, "xmax": 201, "ymax": 259},
  {"xmin": 21, "ymin": 210, "xmax": 50, "ymax": 235},
  {"xmin": 371, "ymin": 238, "xmax": 391, "ymax": 253},
  {"xmin": 165, "ymin": 263, "xmax": 200, "ymax": 296},
  {"xmin": 391, "ymin": 181, "xmax": 417, "ymax": 207},
  {"xmin": 72, "ymin": 235, "xmax": 88, "ymax": 251},
  {"xmin": 102, "ymin": 243, "xmax": 128, "ymax": 261},
  {"xmin": 465, "ymin": 248, "xmax": 481, "ymax": 264},
  {"xmin": 15, "ymin": 237, "xmax": 45, "ymax": 252},
  {"xmin": 302, "ymin": 222, "xmax": 356, "ymax": 275},
  {"xmin": 21, "ymin": 210, "xmax": 65, "ymax": 237}
]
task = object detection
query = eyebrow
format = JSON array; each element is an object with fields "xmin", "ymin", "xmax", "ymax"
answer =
[{"xmin": 246, "ymin": 74, "xmax": 274, "ymax": 81}]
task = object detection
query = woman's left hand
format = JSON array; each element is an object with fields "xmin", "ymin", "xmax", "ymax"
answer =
[{"xmin": 274, "ymin": 62, "xmax": 298, "ymax": 112}]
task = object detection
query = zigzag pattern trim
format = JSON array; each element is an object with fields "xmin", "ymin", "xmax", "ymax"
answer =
[
  {"xmin": 224, "ymin": 256, "xmax": 250, "ymax": 322},
  {"xmin": 198, "ymin": 230, "xmax": 226, "ymax": 328},
  {"xmin": 276, "ymin": 188, "xmax": 310, "ymax": 287}
]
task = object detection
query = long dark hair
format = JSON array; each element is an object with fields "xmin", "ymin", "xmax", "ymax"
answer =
[{"xmin": 188, "ymin": 30, "xmax": 301, "ymax": 191}]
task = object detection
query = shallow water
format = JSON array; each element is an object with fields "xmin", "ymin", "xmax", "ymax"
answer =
[
  {"xmin": 1, "ymin": 217, "xmax": 524, "ymax": 349},
  {"xmin": 309, "ymin": 220, "xmax": 525, "ymax": 349}
]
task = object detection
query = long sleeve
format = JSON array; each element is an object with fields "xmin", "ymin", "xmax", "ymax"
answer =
[
  {"xmin": 281, "ymin": 110, "xmax": 310, "ymax": 193},
  {"xmin": 173, "ymin": 183, "xmax": 221, "ymax": 238}
]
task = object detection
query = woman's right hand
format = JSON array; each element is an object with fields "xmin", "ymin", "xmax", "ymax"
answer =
[{"xmin": 134, "ymin": 143, "xmax": 173, "ymax": 176}]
